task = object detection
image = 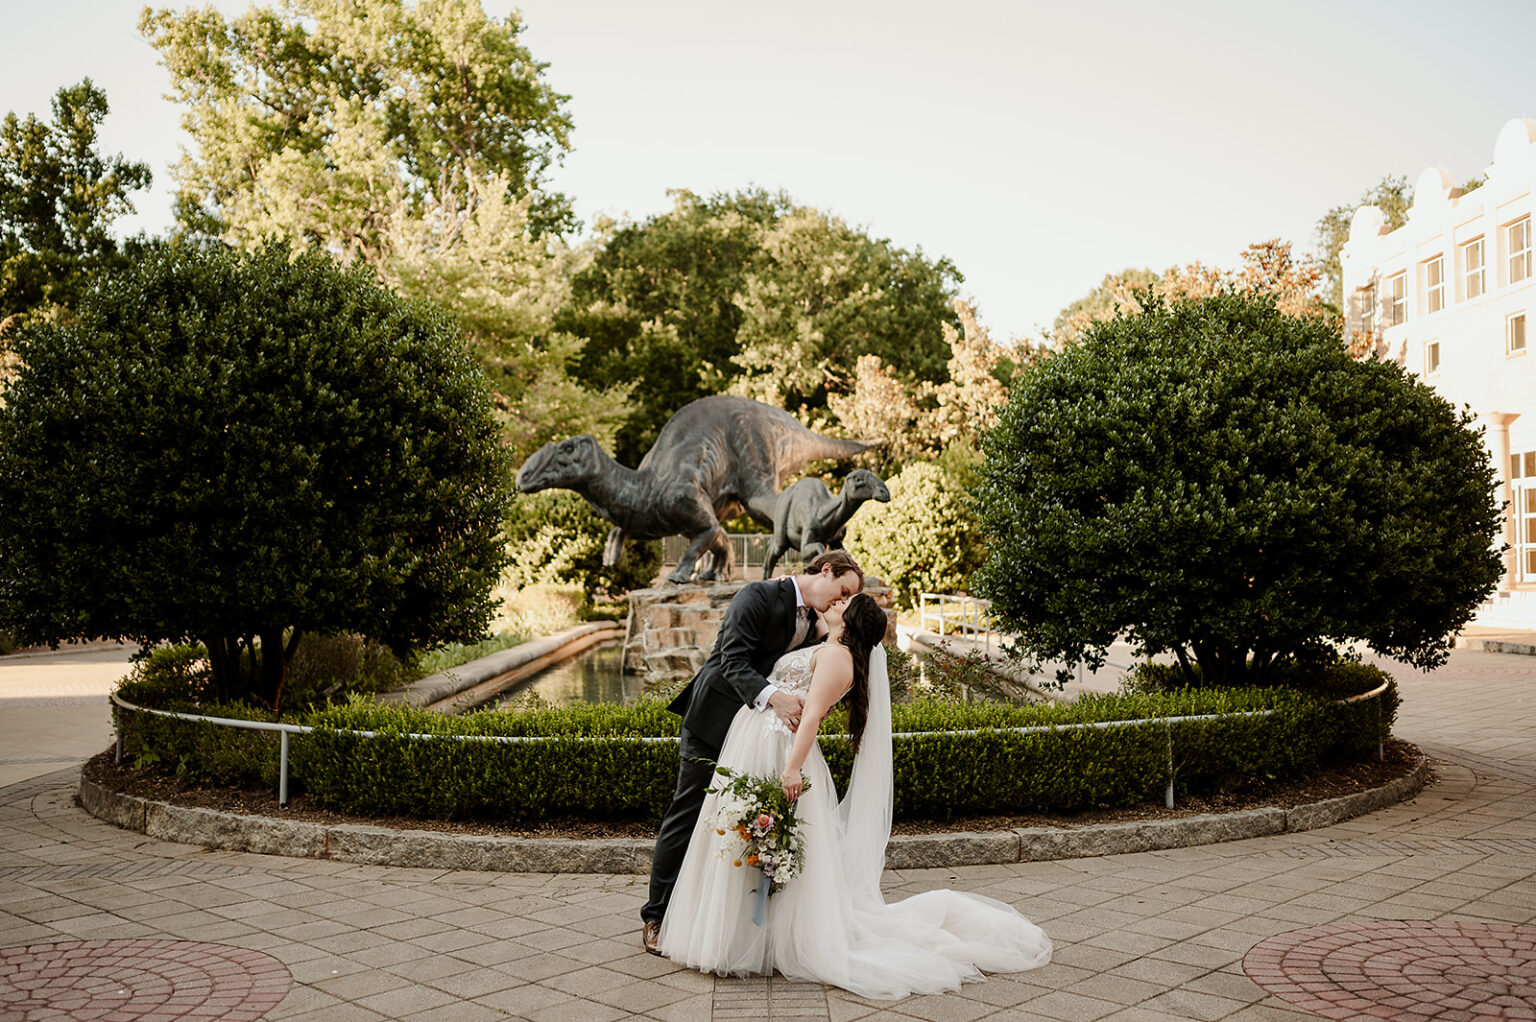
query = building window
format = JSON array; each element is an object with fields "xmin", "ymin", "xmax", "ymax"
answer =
[
  {"xmin": 1425, "ymin": 255, "xmax": 1445, "ymax": 313},
  {"xmin": 1464, "ymin": 237, "xmax": 1485, "ymax": 299},
  {"xmin": 1514, "ymin": 451, "xmax": 1536, "ymax": 583},
  {"xmin": 1511, "ymin": 312, "xmax": 1528, "ymax": 356},
  {"xmin": 1389, "ymin": 272, "xmax": 1406, "ymax": 326},
  {"xmin": 1358, "ymin": 285, "xmax": 1375, "ymax": 334},
  {"xmin": 1424, "ymin": 340, "xmax": 1440, "ymax": 376},
  {"xmin": 1510, "ymin": 217, "xmax": 1532, "ymax": 284}
]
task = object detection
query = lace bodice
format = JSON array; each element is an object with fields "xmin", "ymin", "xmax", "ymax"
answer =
[{"xmin": 767, "ymin": 645, "xmax": 818, "ymax": 696}]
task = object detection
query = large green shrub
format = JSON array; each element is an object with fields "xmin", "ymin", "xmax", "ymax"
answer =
[
  {"xmin": 115, "ymin": 656, "xmax": 1397, "ymax": 822},
  {"xmin": 975, "ymin": 289, "xmax": 1504, "ymax": 685},
  {"xmin": 0, "ymin": 240, "xmax": 514, "ymax": 707},
  {"xmin": 842, "ymin": 459, "xmax": 984, "ymax": 610}
]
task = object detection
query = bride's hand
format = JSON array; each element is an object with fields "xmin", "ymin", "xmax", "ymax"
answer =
[{"xmin": 780, "ymin": 768, "xmax": 803, "ymax": 803}]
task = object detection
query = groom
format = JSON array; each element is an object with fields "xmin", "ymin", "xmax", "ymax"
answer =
[{"xmin": 641, "ymin": 549, "xmax": 865, "ymax": 953}]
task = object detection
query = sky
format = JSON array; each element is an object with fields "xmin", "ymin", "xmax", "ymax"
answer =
[{"xmin": 4, "ymin": 0, "xmax": 1534, "ymax": 343}]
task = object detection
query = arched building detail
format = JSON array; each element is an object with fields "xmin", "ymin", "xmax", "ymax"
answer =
[{"xmin": 1342, "ymin": 119, "xmax": 1536, "ymax": 593}]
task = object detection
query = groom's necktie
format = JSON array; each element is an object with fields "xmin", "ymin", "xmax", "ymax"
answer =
[{"xmin": 790, "ymin": 606, "xmax": 810, "ymax": 650}]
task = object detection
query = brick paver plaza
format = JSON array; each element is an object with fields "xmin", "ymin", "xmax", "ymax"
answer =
[{"xmin": 1, "ymin": 645, "xmax": 1534, "ymax": 1020}]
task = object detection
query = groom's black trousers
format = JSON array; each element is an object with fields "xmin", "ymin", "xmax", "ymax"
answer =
[{"xmin": 642, "ymin": 725, "xmax": 718, "ymax": 925}]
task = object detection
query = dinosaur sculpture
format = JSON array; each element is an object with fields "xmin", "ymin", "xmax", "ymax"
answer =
[
  {"xmin": 762, "ymin": 469, "xmax": 891, "ymax": 579},
  {"xmin": 515, "ymin": 395, "xmax": 879, "ymax": 583}
]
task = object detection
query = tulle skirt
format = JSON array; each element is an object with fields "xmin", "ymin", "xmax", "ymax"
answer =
[{"xmin": 657, "ymin": 705, "xmax": 1052, "ymax": 999}]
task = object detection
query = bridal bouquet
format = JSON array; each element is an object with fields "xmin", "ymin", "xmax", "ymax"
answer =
[{"xmin": 707, "ymin": 766, "xmax": 809, "ymax": 922}]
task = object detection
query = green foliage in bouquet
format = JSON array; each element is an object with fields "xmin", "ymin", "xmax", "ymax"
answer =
[{"xmin": 706, "ymin": 765, "xmax": 809, "ymax": 890}]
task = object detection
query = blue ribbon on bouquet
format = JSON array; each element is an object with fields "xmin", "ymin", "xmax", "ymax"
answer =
[{"xmin": 752, "ymin": 871, "xmax": 771, "ymax": 926}]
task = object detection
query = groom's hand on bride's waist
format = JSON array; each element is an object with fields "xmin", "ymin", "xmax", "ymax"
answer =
[{"xmin": 766, "ymin": 691, "xmax": 804, "ymax": 731}]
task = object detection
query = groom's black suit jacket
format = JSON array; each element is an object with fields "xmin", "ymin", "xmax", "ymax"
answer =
[{"xmin": 666, "ymin": 577, "xmax": 817, "ymax": 751}]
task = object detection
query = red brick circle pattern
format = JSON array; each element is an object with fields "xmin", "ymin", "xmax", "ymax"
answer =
[
  {"xmin": 0, "ymin": 939, "xmax": 290, "ymax": 1021},
  {"xmin": 1243, "ymin": 920, "xmax": 1536, "ymax": 1020}
]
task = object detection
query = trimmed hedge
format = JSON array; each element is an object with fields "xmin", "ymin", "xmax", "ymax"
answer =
[{"xmin": 114, "ymin": 657, "xmax": 1399, "ymax": 824}]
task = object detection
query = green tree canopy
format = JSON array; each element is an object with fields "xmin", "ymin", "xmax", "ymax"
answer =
[
  {"xmin": 827, "ymin": 299, "xmax": 1021, "ymax": 475},
  {"xmin": 141, "ymin": 0, "xmax": 625, "ymax": 462},
  {"xmin": 0, "ymin": 241, "xmax": 514, "ymax": 707},
  {"xmin": 558, "ymin": 188, "xmax": 962, "ymax": 465},
  {"xmin": 140, "ymin": 0, "xmax": 574, "ymax": 244},
  {"xmin": 728, "ymin": 206, "xmax": 961, "ymax": 410},
  {"xmin": 0, "ymin": 78, "xmax": 151, "ymax": 329},
  {"xmin": 1049, "ymin": 267, "xmax": 1159, "ymax": 347},
  {"xmin": 1314, "ymin": 175, "xmax": 1412, "ymax": 314},
  {"xmin": 975, "ymin": 289, "xmax": 1504, "ymax": 686},
  {"xmin": 1049, "ymin": 242, "xmax": 1332, "ymax": 349}
]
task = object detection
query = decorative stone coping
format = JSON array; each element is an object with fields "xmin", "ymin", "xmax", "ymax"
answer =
[
  {"xmin": 1455, "ymin": 635, "xmax": 1536, "ymax": 656},
  {"xmin": 78, "ymin": 756, "xmax": 1430, "ymax": 874}
]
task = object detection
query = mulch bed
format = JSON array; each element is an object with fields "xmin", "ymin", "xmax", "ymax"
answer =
[{"xmin": 81, "ymin": 738, "xmax": 1427, "ymax": 840}]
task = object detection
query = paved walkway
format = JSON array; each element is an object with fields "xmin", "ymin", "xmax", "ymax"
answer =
[
  {"xmin": 1, "ymin": 645, "xmax": 1534, "ymax": 1020},
  {"xmin": 0, "ymin": 645, "xmax": 129, "ymax": 788}
]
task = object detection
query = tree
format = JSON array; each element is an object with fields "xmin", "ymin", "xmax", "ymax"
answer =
[
  {"xmin": 827, "ymin": 299, "xmax": 1023, "ymax": 474},
  {"xmin": 0, "ymin": 241, "xmax": 514, "ymax": 708},
  {"xmin": 503, "ymin": 490, "xmax": 662, "ymax": 598},
  {"xmin": 974, "ymin": 289, "xmax": 1504, "ymax": 686},
  {"xmin": 141, "ymin": 0, "xmax": 624, "ymax": 461},
  {"xmin": 729, "ymin": 207, "xmax": 961, "ymax": 411},
  {"xmin": 559, "ymin": 189, "xmax": 961, "ymax": 465},
  {"xmin": 842, "ymin": 459, "xmax": 985, "ymax": 611},
  {"xmin": 1049, "ymin": 268, "xmax": 1158, "ymax": 347},
  {"xmin": 0, "ymin": 79, "xmax": 151, "ymax": 331},
  {"xmin": 139, "ymin": 0, "xmax": 574, "ymax": 244},
  {"xmin": 379, "ymin": 181, "xmax": 630, "ymax": 462},
  {"xmin": 1314, "ymin": 175, "xmax": 1413, "ymax": 314},
  {"xmin": 1048, "ymin": 242, "xmax": 1332, "ymax": 349},
  {"xmin": 559, "ymin": 189, "xmax": 788, "ymax": 465}
]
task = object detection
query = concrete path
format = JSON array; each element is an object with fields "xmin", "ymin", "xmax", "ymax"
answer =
[
  {"xmin": 0, "ymin": 644, "xmax": 130, "ymax": 788},
  {"xmin": 1, "ymin": 645, "xmax": 1534, "ymax": 1020}
]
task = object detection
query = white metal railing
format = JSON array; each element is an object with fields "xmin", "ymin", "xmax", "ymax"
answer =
[
  {"xmin": 111, "ymin": 678, "xmax": 1389, "ymax": 811},
  {"xmin": 661, "ymin": 533, "xmax": 775, "ymax": 579},
  {"xmin": 919, "ymin": 593, "xmax": 996, "ymax": 651}
]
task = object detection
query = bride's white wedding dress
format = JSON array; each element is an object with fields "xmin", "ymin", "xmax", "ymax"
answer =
[{"xmin": 658, "ymin": 644, "xmax": 1051, "ymax": 999}]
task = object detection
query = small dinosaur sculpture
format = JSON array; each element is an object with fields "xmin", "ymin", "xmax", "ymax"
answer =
[
  {"xmin": 762, "ymin": 469, "xmax": 891, "ymax": 579},
  {"xmin": 515, "ymin": 395, "xmax": 880, "ymax": 583}
]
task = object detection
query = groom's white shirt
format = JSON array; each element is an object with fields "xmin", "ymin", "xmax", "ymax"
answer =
[{"xmin": 750, "ymin": 576, "xmax": 807, "ymax": 711}]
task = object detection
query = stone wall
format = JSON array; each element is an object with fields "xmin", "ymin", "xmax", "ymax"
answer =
[{"xmin": 623, "ymin": 577, "xmax": 895, "ymax": 689}]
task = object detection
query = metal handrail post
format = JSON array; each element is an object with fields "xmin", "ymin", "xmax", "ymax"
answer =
[
  {"xmin": 279, "ymin": 731, "xmax": 290, "ymax": 807},
  {"xmin": 1165, "ymin": 720, "xmax": 1175, "ymax": 809}
]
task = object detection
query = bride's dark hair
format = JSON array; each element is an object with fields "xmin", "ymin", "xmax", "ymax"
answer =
[{"xmin": 838, "ymin": 592, "xmax": 888, "ymax": 753}]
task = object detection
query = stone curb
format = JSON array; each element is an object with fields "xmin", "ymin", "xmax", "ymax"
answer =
[
  {"xmin": 1454, "ymin": 636, "xmax": 1536, "ymax": 657},
  {"xmin": 77, "ymin": 756, "xmax": 1430, "ymax": 874}
]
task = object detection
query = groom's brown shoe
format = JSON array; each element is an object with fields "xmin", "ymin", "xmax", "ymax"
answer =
[{"xmin": 642, "ymin": 920, "xmax": 662, "ymax": 956}]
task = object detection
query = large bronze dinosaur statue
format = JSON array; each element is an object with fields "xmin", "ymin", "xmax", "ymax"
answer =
[
  {"xmin": 515, "ymin": 395, "xmax": 879, "ymax": 583},
  {"xmin": 761, "ymin": 469, "xmax": 891, "ymax": 579}
]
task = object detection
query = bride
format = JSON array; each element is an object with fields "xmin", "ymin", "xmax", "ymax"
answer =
[{"xmin": 658, "ymin": 592, "xmax": 1052, "ymax": 999}]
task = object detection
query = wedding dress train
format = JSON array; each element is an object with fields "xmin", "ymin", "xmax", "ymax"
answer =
[{"xmin": 658, "ymin": 644, "xmax": 1051, "ymax": 999}]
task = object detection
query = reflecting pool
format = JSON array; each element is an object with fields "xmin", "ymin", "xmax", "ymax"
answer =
[
  {"xmin": 485, "ymin": 640, "xmax": 646, "ymax": 708},
  {"xmin": 484, "ymin": 639, "xmax": 1034, "ymax": 710}
]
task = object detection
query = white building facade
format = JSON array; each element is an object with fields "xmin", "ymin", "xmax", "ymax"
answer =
[{"xmin": 1342, "ymin": 118, "xmax": 1536, "ymax": 600}]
